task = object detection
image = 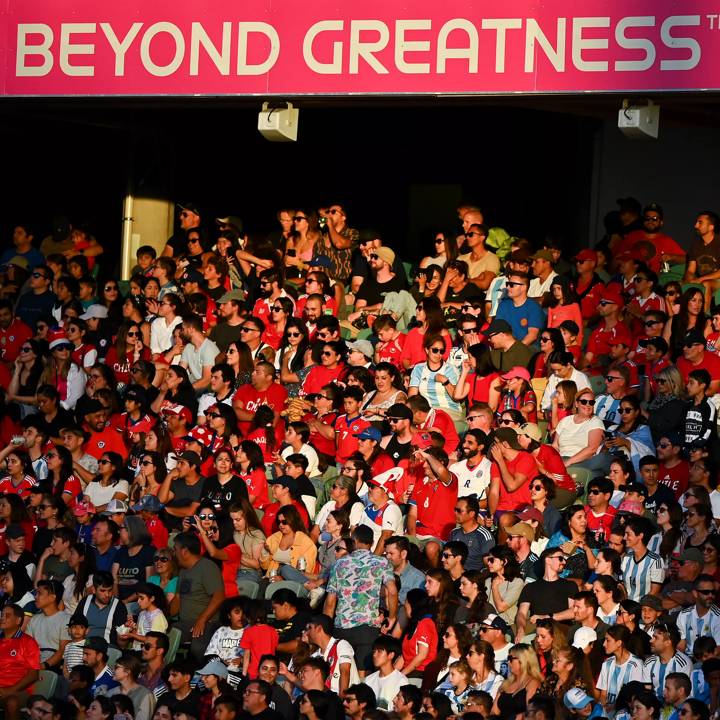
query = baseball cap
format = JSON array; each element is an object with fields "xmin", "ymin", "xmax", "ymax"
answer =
[
  {"xmin": 80, "ymin": 304, "xmax": 109, "ymax": 321},
  {"xmin": 354, "ymin": 427, "xmax": 382, "ymax": 442},
  {"xmin": 185, "ymin": 426, "xmax": 214, "ymax": 448},
  {"xmin": 103, "ymin": 499, "xmax": 129, "ymax": 515},
  {"xmin": 84, "ymin": 636, "xmax": 109, "ymax": 654},
  {"xmin": 486, "ymin": 319, "xmax": 513, "ymax": 337},
  {"xmin": 48, "ymin": 329, "xmax": 73, "ymax": 351},
  {"xmin": 272, "ymin": 475, "xmax": 297, "ymax": 494},
  {"xmin": 574, "ymin": 249, "xmax": 598, "ymax": 263},
  {"xmin": 599, "ymin": 288, "xmax": 624, "ymax": 306},
  {"xmin": 608, "ymin": 325, "xmax": 633, "ymax": 347},
  {"xmin": 132, "ymin": 495, "xmax": 163, "ymax": 513},
  {"xmin": 197, "ymin": 658, "xmax": 228, "ymax": 679},
  {"xmin": 68, "ymin": 613, "xmax": 89, "ymax": 627},
  {"xmin": 680, "ymin": 548, "xmax": 704, "ymax": 565},
  {"xmin": 180, "ymin": 268, "xmax": 204, "ymax": 285},
  {"xmin": 73, "ymin": 501, "xmax": 96, "ymax": 518},
  {"xmin": 4, "ymin": 524, "xmax": 24, "ymax": 540},
  {"xmin": 479, "ymin": 614, "xmax": 511, "ymax": 635},
  {"xmin": 374, "ymin": 246, "xmax": 395, "ymax": 266},
  {"xmin": 368, "ymin": 468, "xmax": 403, "ymax": 498},
  {"xmin": 161, "ymin": 404, "xmax": 193, "ymax": 425},
  {"xmin": 411, "ymin": 431, "xmax": 434, "ymax": 450},
  {"xmin": 507, "ymin": 522, "xmax": 534, "ymax": 542},
  {"xmin": 564, "ymin": 688, "xmax": 594, "ymax": 711},
  {"xmin": 530, "ymin": 249, "xmax": 554, "ymax": 262},
  {"xmin": 177, "ymin": 202, "xmax": 200, "ymax": 215},
  {"xmin": 218, "ymin": 290, "xmax": 245, "ymax": 304},
  {"xmin": 683, "ymin": 330, "xmax": 707, "ymax": 347},
  {"xmin": 517, "ymin": 423, "xmax": 543, "ymax": 443},
  {"xmin": 124, "ymin": 386, "xmax": 147, "ymax": 404},
  {"xmin": 517, "ymin": 507, "xmax": 544, "ymax": 524},
  {"xmin": 643, "ymin": 202, "xmax": 664, "ymax": 218},
  {"xmin": 639, "ymin": 337, "xmax": 668, "ymax": 354},
  {"xmin": 215, "ymin": 215, "xmax": 243, "ymax": 232},
  {"xmin": 501, "ymin": 366, "xmax": 531, "ymax": 382},
  {"xmin": 347, "ymin": 339, "xmax": 374, "ymax": 358},
  {"xmin": 385, "ymin": 403, "xmax": 413, "ymax": 421},
  {"xmin": 639, "ymin": 595, "xmax": 663, "ymax": 611},
  {"xmin": 622, "ymin": 482, "xmax": 648, "ymax": 498},
  {"xmin": 308, "ymin": 255, "xmax": 335, "ymax": 271},
  {"xmin": 4, "ymin": 256, "xmax": 29, "ymax": 270},
  {"xmin": 572, "ymin": 626, "xmax": 597, "ymax": 650},
  {"xmin": 493, "ymin": 427, "xmax": 522, "ymax": 450},
  {"xmin": 129, "ymin": 418, "xmax": 154, "ymax": 435},
  {"xmin": 178, "ymin": 450, "xmax": 202, "ymax": 467}
]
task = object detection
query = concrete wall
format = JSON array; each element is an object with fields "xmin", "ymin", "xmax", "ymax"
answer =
[{"xmin": 590, "ymin": 120, "xmax": 720, "ymax": 250}]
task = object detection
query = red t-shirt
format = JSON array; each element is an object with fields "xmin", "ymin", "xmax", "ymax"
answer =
[
  {"xmin": 402, "ymin": 617, "xmax": 438, "ymax": 672},
  {"xmin": 0, "ymin": 319, "xmax": 32, "ymax": 364},
  {"xmin": 104, "ymin": 346, "xmax": 153, "ymax": 385},
  {"xmin": 295, "ymin": 294, "xmax": 337, "ymax": 318},
  {"xmin": 239, "ymin": 467, "xmax": 270, "ymax": 509},
  {"xmin": 535, "ymin": 445, "xmax": 575, "ymax": 492},
  {"xmin": 621, "ymin": 231, "xmax": 685, "ymax": 273},
  {"xmin": 305, "ymin": 412, "xmax": 337, "ymax": 458},
  {"xmin": 410, "ymin": 473, "xmax": 458, "ymax": 539},
  {"xmin": 335, "ymin": 414, "xmax": 371, "ymax": 464},
  {"xmin": 0, "ymin": 474, "xmax": 37, "ymax": 500},
  {"xmin": 146, "ymin": 516, "xmax": 169, "ymax": 550},
  {"xmin": 400, "ymin": 328, "xmax": 451, "ymax": 368},
  {"xmin": 0, "ymin": 632, "xmax": 40, "ymax": 689},
  {"xmin": 222, "ymin": 543, "xmax": 242, "ymax": 597},
  {"xmin": 240, "ymin": 624, "xmax": 279, "ymax": 679},
  {"xmin": 302, "ymin": 364, "xmax": 346, "ymax": 396},
  {"xmin": 584, "ymin": 504, "xmax": 617, "ymax": 544},
  {"xmin": 465, "ymin": 372, "xmax": 500, "ymax": 405},
  {"xmin": 234, "ymin": 382, "xmax": 289, "ymax": 436},
  {"xmin": 85, "ymin": 426, "xmax": 129, "ymax": 460},
  {"xmin": 419, "ymin": 408, "xmax": 460, "ymax": 455},
  {"xmin": 677, "ymin": 353, "xmax": 720, "ymax": 384},
  {"xmin": 491, "ymin": 451, "xmax": 539, "ymax": 513},
  {"xmin": 246, "ymin": 426, "xmax": 284, "ymax": 464},
  {"xmin": 261, "ymin": 500, "xmax": 310, "ymax": 537},
  {"xmin": 577, "ymin": 280, "xmax": 604, "ymax": 321},
  {"xmin": 658, "ymin": 460, "xmax": 690, "ymax": 499},
  {"xmin": 376, "ymin": 333, "xmax": 407, "ymax": 370},
  {"xmin": 586, "ymin": 322, "xmax": 633, "ymax": 366},
  {"xmin": 370, "ymin": 453, "xmax": 395, "ymax": 477}
]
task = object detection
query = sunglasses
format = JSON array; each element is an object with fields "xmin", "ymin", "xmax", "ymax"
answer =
[
  {"xmin": 20, "ymin": 346, "xmax": 32, "ymax": 352},
  {"xmin": 31, "ymin": 272, "xmax": 47, "ymax": 280},
  {"xmin": 277, "ymin": 518, "xmax": 288, "ymax": 525},
  {"xmin": 697, "ymin": 589, "xmax": 715, "ymax": 595},
  {"xmin": 206, "ymin": 412, "xmax": 221, "ymax": 419},
  {"xmin": 428, "ymin": 347, "xmax": 443, "ymax": 354},
  {"xmin": 588, "ymin": 488, "xmax": 602, "ymax": 495},
  {"xmin": 506, "ymin": 281, "xmax": 525, "ymax": 288},
  {"xmin": 305, "ymin": 278, "xmax": 319, "ymax": 284},
  {"xmin": 98, "ymin": 459, "xmax": 112, "ymax": 465},
  {"xmin": 499, "ymin": 418, "xmax": 514, "ymax": 425},
  {"xmin": 286, "ymin": 331, "xmax": 302, "ymax": 338},
  {"xmin": 271, "ymin": 306, "xmax": 283, "ymax": 312},
  {"xmin": 105, "ymin": 285, "xmax": 118, "ymax": 292},
  {"xmin": 369, "ymin": 254, "xmax": 380, "ymax": 260},
  {"xmin": 240, "ymin": 326, "xmax": 259, "ymax": 333},
  {"xmin": 154, "ymin": 556, "xmax": 169, "ymax": 562},
  {"xmin": 618, "ymin": 407, "xmax": 635, "ymax": 414},
  {"xmin": 577, "ymin": 398, "xmax": 595, "ymax": 405},
  {"xmin": 530, "ymin": 484, "xmax": 544, "ymax": 491},
  {"xmin": 293, "ymin": 216, "xmax": 307, "ymax": 222},
  {"xmin": 126, "ymin": 331, "xmax": 140, "ymax": 337},
  {"xmin": 321, "ymin": 351, "xmax": 334, "ymax": 357},
  {"xmin": 141, "ymin": 460, "xmax": 154, "ymax": 466},
  {"xmin": 198, "ymin": 513, "xmax": 215, "ymax": 520},
  {"xmin": 666, "ymin": 290, "xmax": 678, "ymax": 296}
]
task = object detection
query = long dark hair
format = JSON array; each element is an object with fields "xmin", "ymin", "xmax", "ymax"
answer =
[
  {"xmin": 249, "ymin": 406, "xmax": 276, "ymax": 453},
  {"xmin": 239, "ymin": 440, "xmax": 265, "ymax": 473},
  {"xmin": 70, "ymin": 542, "xmax": 96, "ymax": 601},
  {"xmin": 279, "ymin": 318, "xmax": 310, "ymax": 374},
  {"xmin": 426, "ymin": 568, "xmax": 460, "ymax": 635},
  {"xmin": 549, "ymin": 275, "xmax": 579, "ymax": 307},
  {"xmin": 421, "ymin": 296, "xmax": 447, "ymax": 335},
  {"xmin": 659, "ymin": 501, "xmax": 684, "ymax": 560},
  {"xmin": 403, "ymin": 588, "xmax": 434, "ymax": 638}
]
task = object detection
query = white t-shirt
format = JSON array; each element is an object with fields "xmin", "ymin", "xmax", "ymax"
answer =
[
  {"xmin": 84, "ymin": 479, "xmax": 130, "ymax": 506},
  {"xmin": 314, "ymin": 638, "xmax": 359, "ymax": 694},
  {"xmin": 555, "ymin": 415, "xmax": 606, "ymax": 458},
  {"xmin": 150, "ymin": 315, "xmax": 183, "ymax": 355},
  {"xmin": 541, "ymin": 368, "xmax": 591, "ymax": 411},
  {"xmin": 529, "ymin": 271, "xmax": 558, "ymax": 299},
  {"xmin": 364, "ymin": 669, "xmax": 407, "ymax": 710},
  {"xmin": 280, "ymin": 443, "xmax": 320, "ymax": 478},
  {"xmin": 358, "ymin": 502, "xmax": 404, "ymax": 551},
  {"xmin": 450, "ymin": 457, "xmax": 492, "ymax": 500}
]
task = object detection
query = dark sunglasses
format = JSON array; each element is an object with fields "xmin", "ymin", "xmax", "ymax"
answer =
[
  {"xmin": 240, "ymin": 326, "xmax": 259, "ymax": 333},
  {"xmin": 293, "ymin": 216, "xmax": 307, "ymax": 222},
  {"xmin": 644, "ymin": 320, "xmax": 662, "ymax": 326},
  {"xmin": 198, "ymin": 513, "xmax": 215, "ymax": 520},
  {"xmin": 618, "ymin": 407, "xmax": 636, "ymax": 414},
  {"xmin": 154, "ymin": 556, "xmax": 169, "ymax": 563},
  {"xmin": 277, "ymin": 518, "xmax": 288, "ymax": 525},
  {"xmin": 605, "ymin": 375, "xmax": 622, "ymax": 382},
  {"xmin": 286, "ymin": 331, "xmax": 302, "ymax": 338},
  {"xmin": 428, "ymin": 347, "xmax": 444, "ymax": 354},
  {"xmin": 206, "ymin": 412, "xmax": 221, "ymax": 419},
  {"xmin": 141, "ymin": 460, "xmax": 154, "ymax": 466},
  {"xmin": 577, "ymin": 398, "xmax": 595, "ymax": 405},
  {"xmin": 126, "ymin": 331, "xmax": 140, "ymax": 337}
]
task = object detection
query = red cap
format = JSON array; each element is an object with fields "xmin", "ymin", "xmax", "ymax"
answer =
[
  {"xmin": 608, "ymin": 324, "xmax": 633, "ymax": 347},
  {"xmin": 161, "ymin": 404, "xmax": 192, "ymax": 425},
  {"xmin": 599, "ymin": 288, "xmax": 624, "ymax": 306},
  {"xmin": 186, "ymin": 425, "xmax": 214, "ymax": 448},
  {"xmin": 129, "ymin": 418, "xmax": 154, "ymax": 434},
  {"xmin": 501, "ymin": 366, "xmax": 531, "ymax": 382},
  {"xmin": 517, "ymin": 506, "xmax": 544, "ymax": 524},
  {"xmin": 411, "ymin": 431, "xmax": 434, "ymax": 450},
  {"xmin": 617, "ymin": 249, "xmax": 643, "ymax": 263},
  {"xmin": 574, "ymin": 249, "xmax": 598, "ymax": 263}
]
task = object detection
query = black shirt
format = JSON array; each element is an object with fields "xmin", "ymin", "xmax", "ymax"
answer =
[
  {"xmin": 644, "ymin": 483, "xmax": 676, "ymax": 514},
  {"xmin": 688, "ymin": 233, "xmax": 720, "ymax": 276},
  {"xmin": 202, "ymin": 474, "xmax": 249, "ymax": 510},
  {"xmin": 518, "ymin": 577, "xmax": 578, "ymax": 615},
  {"xmin": 355, "ymin": 273, "xmax": 407, "ymax": 307}
]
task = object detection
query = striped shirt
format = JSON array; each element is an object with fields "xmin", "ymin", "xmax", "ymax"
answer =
[
  {"xmin": 642, "ymin": 651, "xmax": 692, "ymax": 698},
  {"xmin": 597, "ymin": 653, "xmax": 644, "ymax": 708},
  {"xmin": 676, "ymin": 604, "xmax": 720, "ymax": 656},
  {"xmin": 621, "ymin": 550, "xmax": 665, "ymax": 601}
]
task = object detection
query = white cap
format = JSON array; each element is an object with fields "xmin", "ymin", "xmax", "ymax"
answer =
[
  {"xmin": 80, "ymin": 304, "xmax": 109, "ymax": 320},
  {"xmin": 571, "ymin": 626, "xmax": 597, "ymax": 650}
]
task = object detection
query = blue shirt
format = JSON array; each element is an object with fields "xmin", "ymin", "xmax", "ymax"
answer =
[
  {"xmin": 495, "ymin": 297, "xmax": 544, "ymax": 342},
  {"xmin": 0, "ymin": 247, "xmax": 45, "ymax": 270}
]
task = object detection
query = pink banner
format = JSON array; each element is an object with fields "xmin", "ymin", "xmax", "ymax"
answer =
[{"xmin": 2, "ymin": 0, "xmax": 719, "ymax": 96}]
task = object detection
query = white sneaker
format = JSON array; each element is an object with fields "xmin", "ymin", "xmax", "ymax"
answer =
[{"xmin": 308, "ymin": 587, "xmax": 325, "ymax": 608}]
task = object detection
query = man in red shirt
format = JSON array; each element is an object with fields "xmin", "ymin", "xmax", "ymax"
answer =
[
  {"xmin": 132, "ymin": 495, "xmax": 169, "ymax": 549},
  {"xmin": 488, "ymin": 427, "xmax": 538, "ymax": 534},
  {"xmin": 581, "ymin": 288, "xmax": 632, "ymax": 376},
  {"xmin": 619, "ymin": 202, "xmax": 686, "ymax": 274},
  {"xmin": 676, "ymin": 330, "xmax": 720, "ymax": 395},
  {"xmin": 83, "ymin": 400, "xmax": 128, "ymax": 460},
  {"xmin": 0, "ymin": 301, "xmax": 32, "ymax": 365},
  {"xmin": 233, "ymin": 362, "xmax": 288, "ymax": 436},
  {"xmin": 583, "ymin": 477, "xmax": 617, "ymax": 544},
  {"xmin": 607, "ymin": 327, "xmax": 641, "ymax": 392},
  {"xmin": 407, "ymin": 446, "xmax": 458, "ymax": 566},
  {"xmin": 161, "ymin": 404, "xmax": 193, "ymax": 453},
  {"xmin": 408, "ymin": 395, "xmax": 460, "ymax": 460},
  {"xmin": 0, "ymin": 603, "xmax": 41, "ymax": 720},
  {"xmin": 252, "ymin": 268, "xmax": 295, "ymax": 325},
  {"xmin": 656, "ymin": 433, "xmax": 689, "ymax": 499}
]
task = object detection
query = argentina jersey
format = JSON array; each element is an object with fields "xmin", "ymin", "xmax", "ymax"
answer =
[
  {"xmin": 642, "ymin": 651, "xmax": 692, "ymax": 699},
  {"xmin": 677, "ymin": 604, "xmax": 720, "ymax": 656},
  {"xmin": 598, "ymin": 653, "xmax": 644, "ymax": 708},
  {"xmin": 621, "ymin": 551, "xmax": 665, "ymax": 601}
]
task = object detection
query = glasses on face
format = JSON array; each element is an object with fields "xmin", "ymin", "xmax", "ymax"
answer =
[
  {"xmin": 126, "ymin": 331, "xmax": 139, "ymax": 337},
  {"xmin": 588, "ymin": 488, "xmax": 602, "ymax": 495},
  {"xmin": 277, "ymin": 518, "xmax": 288, "ymax": 525},
  {"xmin": 369, "ymin": 254, "xmax": 379, "ymax": 260},
  {"xmin": 98, "ymin": 459, "xmax": 112, "ymax": 466},
  {"xmin": 453, "ymin": 506, "xmax": 466, "ymax": 513},
  {"xmin": 529, "ymin": 484, "xmax": 544, "ymax": 492},
  {"xmin": 500, "ymin": 418, "xmax": 513, "ymax": 425},
  {"xmin": 321, "ymin": 350, "xmax": 334, "ymax": 358},
  {"xmin": 428, "ymin": 347, "xmax": 443, "ymax": 354},
  {"xmin": 198, "ymin": 513, "xmax": 215, "ymax": 521},
  {"xmin": 305, "ymin": 278, "xmax": 319, "ymax": 285},
  {"xmin": 271, "ymin": 306, "xmax": 283, "ymax": 312},
  {"xmin": 441, "ymin": 552, "xmax": 454, "ymax": 559},
  {"xmin": 45, "ymin": 452, "xmax": 58, "ymax": 459},
  {"xmin": 154, "ymin": 556, "xmax": 169, "ymax": 563},
  {"xmin": 506, "ymin": 281, "xmax": 525, "ymax": 288},
  {"xmin": 605, "ymin": 375, "xmax": 622, "ymax": 382},
  {"xmin": 20, "ymin": 345, "xmax": 32, "ymax": 353},
  {"xmin": 240, "ymin": 326, "xmax": 259, "ymax": 333},
  {"xmin": 577, "ymin": 398, "xmax": 595, "ymax": 406},
  {"xmin": 293, "ymin": 216, "xmax": 307, "ymax": 222},
  {"xmin": 644, "ymin": 215, "xmax": 661, "ymax": 222},
  {"xmin": 287, "ymin": 331, "xmax": 302, "ymax": 338},
  {"xmin": 31, "ymin": 272, "xmax": 47, "ymax": 280},
  {"xmin": 551, "ymin": 556, "xmax": 567, "ymax": 564},
  {"xmin": 104, "ymin": 285, "xmax": 118, "ymax": 292},
  {"xmin": 619, "ymin": 407, "xmax": 635, "ymax": 414},
  {"xmin": 206, "ymin": 412, "xmax": 221, "ymax": 419},
  {"xmin": 666, "ymin": 290, "xmax": 678, "ymax": 297},
  {"xmin": 697, "ymin": 588, "xmax": 716, "ymax": 595}
]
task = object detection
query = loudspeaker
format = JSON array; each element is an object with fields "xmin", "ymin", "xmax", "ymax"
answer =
[
  {"xmin": 618, "ymin": 103, "xmax": 660, "ymax": 139},
  {"xmin": 258, "ymin": 102, "xmax": 299, "ymax": 142}
]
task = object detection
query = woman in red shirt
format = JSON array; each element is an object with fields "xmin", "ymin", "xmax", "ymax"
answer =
[
  {"xmin": 196, "ymin": 512, "xmax": 242, "ymax": 598},
  {"xmin": 262, "ymin": 296, "xmax": 294, "ymax": 351},
  {"xmin": 401, "ymin": 297, "xmax": 452, "ymax": 370},
  {"xmin": 304, "ymin": 384, "xmax": 339, "ymax": 460},
  {"xmin": 396, "ymin": 588, "xmax": 438, "ymax": 678},
  {"xmin": 104, "ymin": 322, "xmax": 152, "ymax": 386},
  {"xmin": 454, "ymin": 344, "xmax": 501, "ymax": 412},
  {"xmin": 237, "ymin": 440, "xmax": 270, "ymax": 509}
]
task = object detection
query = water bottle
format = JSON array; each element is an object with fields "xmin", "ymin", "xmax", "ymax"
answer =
[{"xmin": 297, "ymin": 557, "xmax": 307, "ymax": 572}]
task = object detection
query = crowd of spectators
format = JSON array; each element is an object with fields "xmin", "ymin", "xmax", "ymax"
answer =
[{"xmin": 0, "ymin": 197, "xmax": 717, "ymax": 720}]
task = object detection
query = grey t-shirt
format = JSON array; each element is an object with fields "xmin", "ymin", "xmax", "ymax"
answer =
[
  {"xmin": 181, "ymin": 338, "xmax": 220, "ymax": 383},
  {"xmin": 26, "ymin": 610, "xmax": 71, "ymax": 662},
  {"xmin": 178, "ymin": 557, "xmax": 224, "ymax": 626}
]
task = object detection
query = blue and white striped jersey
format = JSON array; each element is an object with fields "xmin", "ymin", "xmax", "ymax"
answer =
[
  {"xmin": 676, "ymin": 604, "xmax": 720, "ymax": 656},
  {"xmin": 597, "ymin": 653, "xmax": 644, "ymax": 708},
  {"xmin": 642, "ymin": 651, "xmax": 692, "ymax": 698},
  {"xmin": 621, "ymin": 550, "xmax": 665, "ymax": 601}
]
